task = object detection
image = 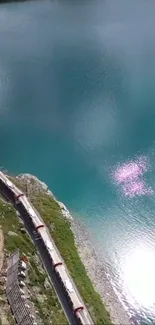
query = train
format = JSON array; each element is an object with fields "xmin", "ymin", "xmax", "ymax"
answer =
[{"xmin": 0, "ymin": 172, "xmax": 93, "ymax": 325}]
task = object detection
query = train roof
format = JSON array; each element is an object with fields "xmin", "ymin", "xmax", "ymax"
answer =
[
  {"xmin": 46, "ymin": 240, "xmax": 54, "ymax": 251},
  {"xmin": 64, "ymin": 279, "xmax": 74, "ymax": 293},
  {"xmin": 6, "ymin": 180, "xmax": 13, "ymax": 187}
]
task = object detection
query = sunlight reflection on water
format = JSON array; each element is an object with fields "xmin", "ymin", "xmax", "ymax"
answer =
[{"xmin": 123, "ymin": 245, "xmax": 155, "ymax": 310}]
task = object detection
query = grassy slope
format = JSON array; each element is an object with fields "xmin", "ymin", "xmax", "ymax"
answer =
[{"xmin": 10, "ymin": 176, "xmax": 113, "ymax": 325}]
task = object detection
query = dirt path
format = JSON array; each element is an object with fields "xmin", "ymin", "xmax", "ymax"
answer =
[
  {"xmin": 0, "ymin": 228, "xmax": 4, "ymax": 272},
  {"xmin": 0, "ymin": 227, "xmax": 9, "ymax": 325}
]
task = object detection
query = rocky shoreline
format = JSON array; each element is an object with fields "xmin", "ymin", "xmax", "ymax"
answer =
[
  {"xmin": 17, "ymin": 173, "xmax": 131, "ymax": 325},
  {"xmin": 71, "ymin": 218, "xmax": 131, "ymax": 325}
]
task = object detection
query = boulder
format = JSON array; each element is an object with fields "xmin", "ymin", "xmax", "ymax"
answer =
[
  {"xmin": 44, "ymin": 277, "xmax": 51, "ymax": 290},
  {"xmin": 7, "ymin": 231, "xmax": 18, "ymax": 237}
]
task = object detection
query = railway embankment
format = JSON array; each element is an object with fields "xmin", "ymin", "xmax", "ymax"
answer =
[
  {"xmin": 11, "ymin": 173, "xmax": 113, "ymax": 325},
  {"xmin": 0, "ymin": 172, "xmax": 131, "ymax": 325}
]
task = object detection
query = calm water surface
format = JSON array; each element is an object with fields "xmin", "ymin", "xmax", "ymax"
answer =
[{"xmin": 1, "ymin": 0, "xmax": 155, "ymax": 323}]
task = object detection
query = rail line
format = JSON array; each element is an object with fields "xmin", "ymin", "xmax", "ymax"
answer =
[{"xmin": 0, "ymin": 171, "xmax": 94, "ymax": 325}]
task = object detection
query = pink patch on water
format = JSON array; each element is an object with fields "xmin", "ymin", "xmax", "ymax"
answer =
[
  {"xmin": 123, "ymin": 181, "xmax": 153, "ymax": 197},
  {"xmin": 114, "ymin": 157, "xmax": 148, "ymax": 184},
  {"xmin": 112, "ymin": 156, "xmax": 153, "ymax": 197}
]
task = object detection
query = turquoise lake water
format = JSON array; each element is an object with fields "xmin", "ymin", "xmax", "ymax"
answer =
[{"xmin": 1, "ymin": 0, "xmax": 155, "ymax": 323}]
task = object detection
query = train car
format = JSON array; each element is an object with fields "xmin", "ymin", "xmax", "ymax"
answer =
[
  {"xmin": 20, "ymin": 197, "xmax": 36, "ymax": 217},
  {"xmin": 75, "ymin": 308, "xmax": 91, "ymax": 325},
  {"xmin": 21, "ymin": 197, "xmax": 45, "ymax": 233},
  {"xmin": 43, "ymin": 238, "xmax": 57, "ymax": 265},
  {"xmin": 0, "ymin": 172, "xmax": 13, "ymax": 187},
  {"xmin": 42, "ymin": 234, "xmax": 64, "ymax": 268},
  {"xmin": 0, "ymin": 173, "xmax": 19, "ymax": 203},
  {"xmin": 0, "ymin": 173, "xmax": 24, "ymax": 201},
  {"xmin": 5, "ymin": 179, "xmax": 14, "ymax": 189},
  {"xmin": 34, "ymin": 220, "xmax": 45, "ymax": 231},
  {"xmin": 15, "ymin": 192, "xmax": 25, "ymax": 203},
  {"xmin": 20, "ymin": 197, "xmax": 40, "ymax": 225},
  {"xmin": 55, "ymin": 263, "xmax": 84, "ymax": 316},
  {"xmin": 38, "ymin": 227, "xmax": 86, "ymax": 321},
  {"xmin": 45, "ymin": 239, "xmax": 54, "ymax": 253}
]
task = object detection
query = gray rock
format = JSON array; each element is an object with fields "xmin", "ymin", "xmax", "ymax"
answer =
[
  {"xmin": 7, "ymin": 231, "xmax": 18, "ymax": 237},
  {"xmin": 17, "ymin": 174, "xmax": 56, "ymax": 200},
  {"xmin": 18, "ymin": 218, "xmax": 24, "ymax": 225},
  {"xmin": 20, "ymin": 228, "xmax": 26, "ymax": 234},
  {"xmin": 44, "ymin": 277, "xmax": 51, "ymax": 290},
  {"xmin": 33, "ymin": 254, "xmax": 45, "ymax": 275},
  {"xmin": 0, "ymin": 296, "xmax": 5, "ymax": 303},
  {"xmin": 58, "ymin": 201, "xmax": 73, "ymax": 220}
]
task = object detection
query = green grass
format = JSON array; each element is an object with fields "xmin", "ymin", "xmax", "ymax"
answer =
[
  {"xmin": 11, "ymin": 176, "xmax": 113, "ymax": 325},
  {"xmin": 7, "ymin": 314, "xmax": 15, "ymax": 325}
]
